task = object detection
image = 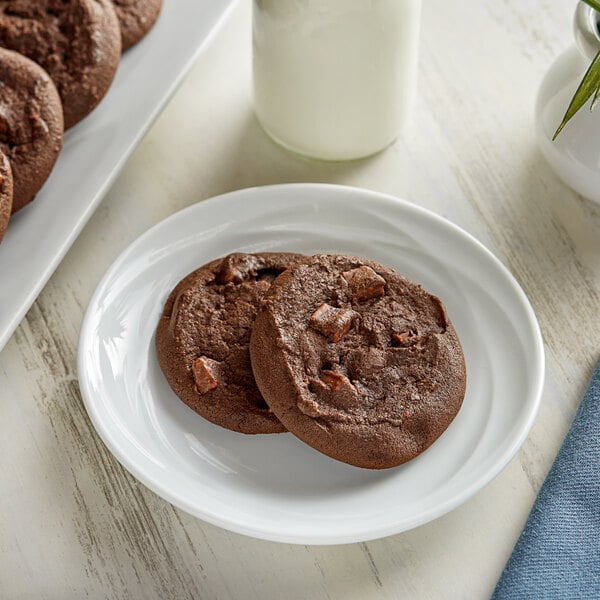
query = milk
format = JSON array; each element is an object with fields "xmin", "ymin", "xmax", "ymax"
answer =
[{"xmin": 253, "ymin": 0, "xmax": 421, "ymax": 161}]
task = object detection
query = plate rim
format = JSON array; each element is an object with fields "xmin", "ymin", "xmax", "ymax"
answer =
[{"xmin": 77, "ymin": 183, "xmax": 545, "ymax": 544}]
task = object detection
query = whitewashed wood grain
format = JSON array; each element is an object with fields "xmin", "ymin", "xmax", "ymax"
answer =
[{"xmin": 2, "ymin": 0, "xmax": 600, "ymax": 598}]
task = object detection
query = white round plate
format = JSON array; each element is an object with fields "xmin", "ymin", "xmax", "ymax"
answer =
[{"xmin": 78, "ymin": 184, "xmax": 545, "ymax": 545}]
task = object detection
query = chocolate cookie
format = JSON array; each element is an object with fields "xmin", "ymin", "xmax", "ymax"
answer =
[
  {"xmin": 0, "ymin": 0, "xmax": 122, "ymax": 129},
  {"xmin": 0, "ymin": 48, "xmax": 63, "ymax": 213},
  {"xmin": 111, "ymin": 0, "xmax": 162, "ymax": 51},
  {"xmin": 0, "ymin": 149, "xmax": 13, "ymax": 241},
  {"xmin": 250, "ymin": 254, "xmax": 467, "ymax": 469},
  {"xmin": 156, "ymin": 252, "xmax": 306, "ymax": 435}
]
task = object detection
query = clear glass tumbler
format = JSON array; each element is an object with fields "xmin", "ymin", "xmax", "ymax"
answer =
[{"xmin": 253, "ymin": 0, "xmax": 422, "ymax": 161}]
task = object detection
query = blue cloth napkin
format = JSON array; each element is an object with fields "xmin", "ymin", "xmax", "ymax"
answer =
[{"xmin": 492, "ymin": 359, "xmax": 600, "ymax": 599}]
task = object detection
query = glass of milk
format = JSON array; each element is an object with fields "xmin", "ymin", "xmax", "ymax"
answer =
[{"xmin": 253, "ymin": 0, "xmax": 422, "ymax": 161}]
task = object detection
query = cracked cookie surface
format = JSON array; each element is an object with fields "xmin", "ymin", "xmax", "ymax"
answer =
[
  {"xmin": 0, "ymin": 149, "xmax": 12, "ymax": 240},
  {"xmin": 0, "ymin": 48, "xmax": 63, "ymax": 212},
  {"xmin": 155, "ymin": 252, "xmax": 305, "ymax": 435},
  {"xmin": 0, "ymin": 0, "xmax": 121, "ymax": 128},
  {"xmin": 111, "ymin": 0, "xmax": 162, "ymax": 51},
  {"xmin": 250, "ymin": 254, "xmax": 467, "ymax": 469}
]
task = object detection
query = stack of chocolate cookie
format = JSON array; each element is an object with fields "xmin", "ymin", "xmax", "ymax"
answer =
[
  {"xmin": 0, "ymin": 0, "xmax": 163, "ymax": 242},
  {"xmin": 156, "ymin": 252, "xmax": 467, "ymax": 470}
]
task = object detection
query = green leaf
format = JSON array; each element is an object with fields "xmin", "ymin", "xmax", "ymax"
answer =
[
  {"xmin": 553, "ymin": 49, "xmax": 600, "ymax": 139},
  {"xmin": 593, "ymin": 82, "xmax": 600, "ymax": 110},
  {"xmin": 580, "ymin": 0, "xmax": 600, "ymax": 13}
]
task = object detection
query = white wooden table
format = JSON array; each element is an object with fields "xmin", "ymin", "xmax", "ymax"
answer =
[{"xmin": 2, "ymin": 1, "xmax": 599, "ymax": 597}]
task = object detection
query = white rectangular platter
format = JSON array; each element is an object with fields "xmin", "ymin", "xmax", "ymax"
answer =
[{"xmin": 0, "ymin": 0, "xmax": 237, "ymax": 351}]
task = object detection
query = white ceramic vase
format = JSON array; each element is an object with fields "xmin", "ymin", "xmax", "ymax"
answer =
[{"xmin": 535, "ymin": 2, "xmax": 600, "ymax": 202}]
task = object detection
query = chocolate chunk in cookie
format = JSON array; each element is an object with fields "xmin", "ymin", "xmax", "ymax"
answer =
[
  {"xmin": 0, "ymin": 48, "xmax": 63, "ymax": 212},
  {"xmin": 156, "ymin": 252, "xmax": 306, "ymax": 435},
  {"xmin": 111, "ymin": 0, "xmax": 162, "ymax": 51},
  {"xmin": 0, "ymin": 0, "xmax": 122, "ymax": 128},
  {"xmin": 342, "ymin": 265, "xmax": 386, "ymax": 301},
  {"xmin": 309, "ymin": 303, "xmax": 358, "ymax": 343},
  {"xmin": 0, "ymin": 148, "xmax": 13, "ymax": 241},
  {"xmin": 250, "ymin": 254, "xmax": 467, "ymax": 469}
]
